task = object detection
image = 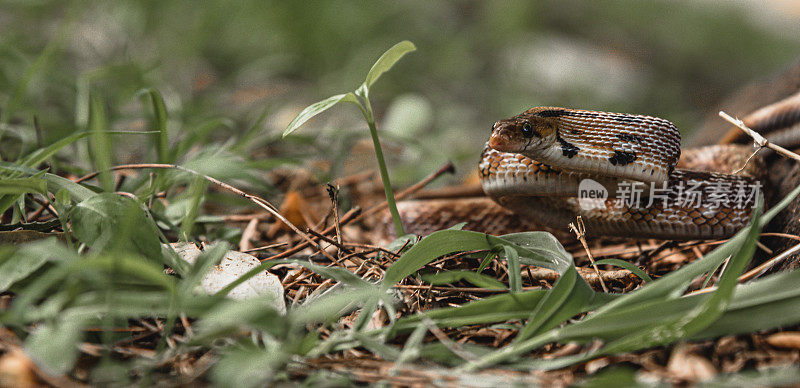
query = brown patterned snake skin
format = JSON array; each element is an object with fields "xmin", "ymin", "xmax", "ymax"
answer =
[
  {"xmin": 389, "ymin": 89, "xmax": 800, "ymax": 241},
  {"xmin": 480, "ymin": 107, "xmax": 760, "ymax": 239}
]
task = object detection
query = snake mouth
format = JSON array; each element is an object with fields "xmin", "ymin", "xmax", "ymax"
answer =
[
  {"xmin": 488, "ymin": 131, "xmax": 509, "ymax": 151},
  {"xmin": 488, "ymin": 126, "xmax": 530, "ymax": 152}
]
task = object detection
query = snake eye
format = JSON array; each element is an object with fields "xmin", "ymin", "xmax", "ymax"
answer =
[{"xmin": 521, "ymin": 123, "xmax": 534, "ymax": 138}]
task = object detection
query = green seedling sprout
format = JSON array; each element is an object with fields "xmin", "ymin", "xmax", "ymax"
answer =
[{"xmin": 283, "ymin": 41, "xmax": 417, "ymax": 236}]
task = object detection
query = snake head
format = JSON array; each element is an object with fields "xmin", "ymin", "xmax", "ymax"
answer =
[{"xmin": 488, "ymin": 109, "xmax": 558, "ymax": 154}]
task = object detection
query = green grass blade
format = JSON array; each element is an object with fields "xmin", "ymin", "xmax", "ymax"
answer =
[
  {"xmin": 421, "ymin": 270, "xmax": 505, "ymax": 290},
  {"xmin": 0, "ymin": 162, "xmax": 41, "ymax": 177},
  {"xmin": 760, "ymin": 182, "xmax": 800, "ymax": 226},
  {"xmin": 503, "ymin": 246, "xmax": 522, "ymax": 292},
  {"xmin": 385, "ymin": 287, "xmax": 617, "ymax": 336},
  {"xmin": 591, "ymin": 231, "xmax": 743, "ymax": 316},
  {"xmin": 395, "ymin": 323, "xmax": 428, "ymax": 366},
  {"xmin": 593, "ymin": 258, "xmax": 652, "ymax": 282},
  {"xmin": 87, "ymin": 94, "xmax": 113, "ymax": 192},
  {"xmin": 282, "ymin": 93, "xmax": 358, "ymax": 137},
  {"xmin": 19, "ymin": 131, "xmax": 91, "ymax": 169},
  {"xmin": 363, "ymin": 41, "xmax": 417, "ymax": 90},
  {"xmin": 515, "ymin": 266, "xmax": 596, "ymax": 342},
  {"xmin": 179, "ymin": 176, "xmax": 207, "ymax": 241},
  {"xmin": 289, "ymin": 285, "xmax": 382, "ymax": 326},
  {"xmin": 382, "ymin": 230, "xmax": 573, "ymax": 291},
  {"xmin": 138, "ymin": 88, "xmax": 170, "ymax": 163},
  {"xmin": 524, "ymin": 203, "xmax": 763, "ymax": 371}
]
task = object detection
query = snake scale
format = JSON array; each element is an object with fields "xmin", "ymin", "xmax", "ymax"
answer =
[{"xmin": 387, "ymin": 83, "xmax": 800, "ymax": 240}]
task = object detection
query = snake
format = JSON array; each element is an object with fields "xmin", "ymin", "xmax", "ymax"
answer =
[
  {"xmin": 386, "ymin": 90, "xmax": 800, "ymax": 241},
  {"xmin": 478, "ymin": 106, "xmax": 761, "ymax": 240}
]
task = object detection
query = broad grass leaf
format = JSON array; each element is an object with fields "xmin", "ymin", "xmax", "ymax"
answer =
[
  {"xmin": 515, "ymin": 268, "xmax": 800, "ymax": 371},
  {"xmin": 573, "ymin": 367, "xmax": 638, "ymax": 387},
  {"xmin": 23, "ymin": 312, "xmax": 88, "ymax": 374},
  {"xmin": 7, "ymin": 254, "xmax": 175, "ymax": 326},
  {"xmin": 19, "ymin": 131, "xmax": 91, "ymax": 169},
  {"xmin": 192, "ymin": 298, "xmax": 288, "ymax": 343},
  {"xmin": 418, "ymin": 342, "xmax": 494, "ymax": 367},
  {"xmin": 553, "ymin": 294, "xmax": 706, "ymax": 343},
  {"xmin": 17, "ymin": 128, "xmax": 155, "ymax": 172},
  {"xmin": 211, "ymin": 345, "xmax": 285, "ymax": 387},
  {"xmin": 181, "ymin": 150, "xmax": 255, "ymax": 180},
  {"xmin": 381, "ymin": 230, "xmax": 493, "ymax": 289},
  {"xmin": 0, "ymin": 177, "xmax": 46, "ymax": 195},
  {"xmin": 69, "ymin": 290, "xmax": 177, "ymax": 318},
  {"xmin": 0, "ymin": 175, "xmax": 46, "ymax": 214},
  {"xmin": 499, "ymin": 232, "xmax": 573, "ymax": 273},
  {"xmin": 0, "ymin": 239, "xmax": 63, "ymax": 292},
  {"xmin": 44, "ymin": 173, "xmax": 96, "ymax": 202},
  {"xmin": 290, "ymin": 285, "xmax": 382, "ymax": 326},
  {"xmin": 382, "ymin": 230, "xmax": 571, "ymax": 291},
  {"xmin": 70, "ymin": 193, "xmax": 163, "ymax": 262},
  {"xmin": 363, "ymin": 41, "xmax": 417, "ymax": 90},
  {"xmin": 0, "ymin": 139, "xmax": 93, "ymax": 218},
  {"xmin": 282, "ymin": 93, "xmax": 358, "ymax": 137},
  {"xmin": 760, "ymin": 182, "xmax": 800, "ymax": 226}
]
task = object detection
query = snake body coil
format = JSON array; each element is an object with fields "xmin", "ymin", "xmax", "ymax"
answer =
[{"xmin": 480, "ymin": 107, "xmax": 762, "ymax": 239}]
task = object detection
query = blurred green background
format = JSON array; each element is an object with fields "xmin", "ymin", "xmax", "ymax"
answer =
[{"xmin": 2, "ymin": 0, "xmax": 799, "ymax": 185}]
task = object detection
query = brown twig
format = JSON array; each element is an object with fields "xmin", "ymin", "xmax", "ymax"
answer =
[
  {"xmin": 29, "ymin": 197, "xmax": 58, "ymax": 221},
  {"xmin": 719, "ymin": 111, "xmax": 800, "ymax": 163},
  {"xmin": 243, "ymin": 241, "xmax": 288, "ymax": 253},
  {"xmin": 260, "ymin": 207, "xmax": 362, "ymax": 261},
  {"xmin": 569, "ymin": 216, "xmax": 609, "ymax": 292},
  {"xmin": 306, "ymin": 228, "xmax": 372, "ymax": 265},
  {"xmin": 327, "ymin": 183, "xmax": 343, "ymax": 253}
]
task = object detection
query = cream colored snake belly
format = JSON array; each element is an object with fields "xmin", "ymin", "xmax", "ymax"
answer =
[{"xmin": 390, "ymin": 93, "xmax": 800, "ymax": 241}]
